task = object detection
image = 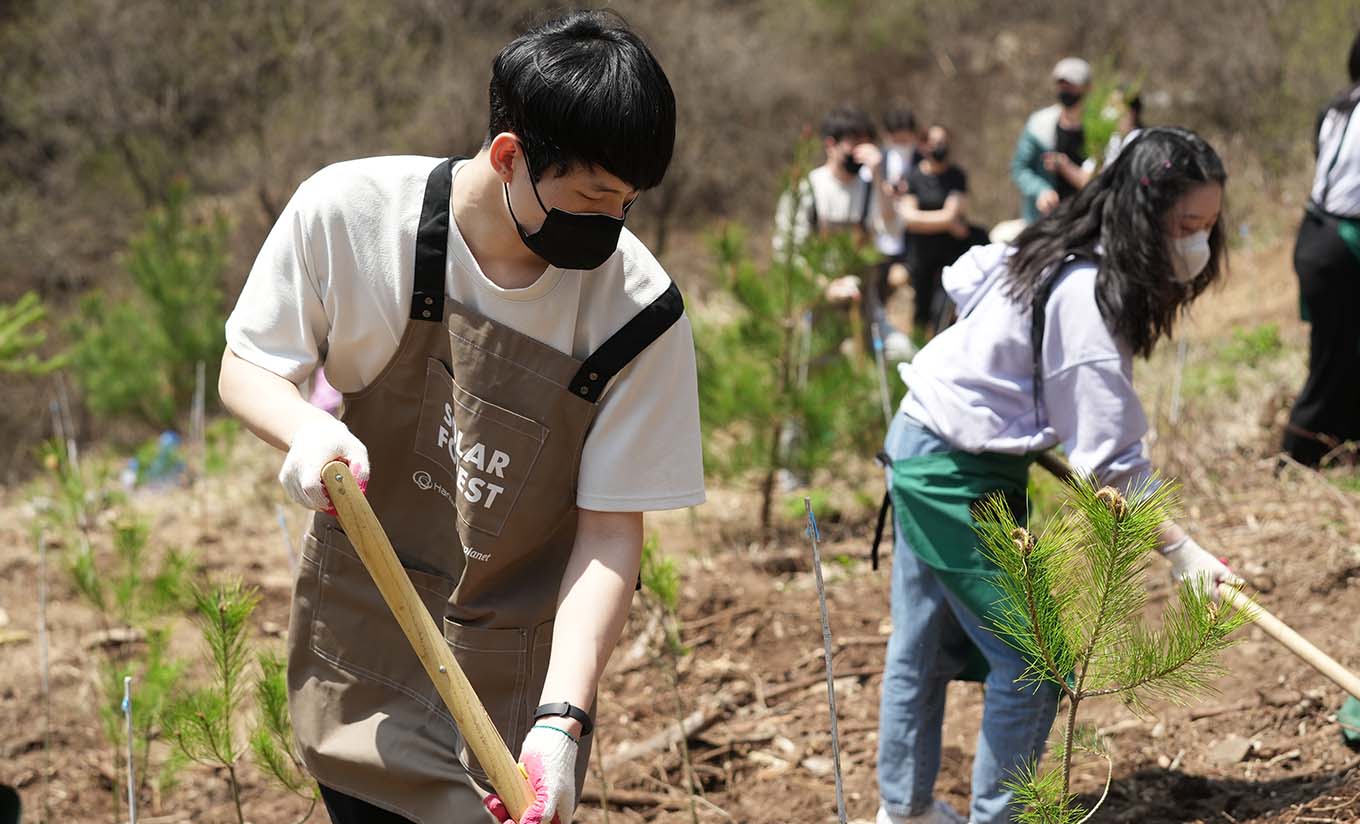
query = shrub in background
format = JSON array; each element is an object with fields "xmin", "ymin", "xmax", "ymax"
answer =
[
  {"xmin": 70, "ymin": 181, "xmax": 229, "ymax": 429},
  {"xmin": 697, "ymin": 145, "xmax": 883, "ymax": 529}
]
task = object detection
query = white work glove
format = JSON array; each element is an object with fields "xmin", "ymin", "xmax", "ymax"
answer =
[
  {"xmin": 278, "ymin": 417, "xmax": 369, "ymax": 512},
  {"xmin": 484, "ymin": 725, "xmax": 578, "ymax": 824},
  {"xmin": 1162, "ymin": 536, "xmax": 1243, "ymax": 602}
]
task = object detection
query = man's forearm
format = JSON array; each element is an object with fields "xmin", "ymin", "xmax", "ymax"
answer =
[
  {"xmin": 537, "ymin": 509, "xmax": 644, "ymax": 733},
  {"xmin": 220, "ymin": 346, "xmax": 333, "ymax": 451}
]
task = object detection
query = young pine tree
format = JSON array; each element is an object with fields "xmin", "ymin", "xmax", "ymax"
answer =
[
  {"xmin": 250, "ymin": 650, "xmax": 319, "ymax": 823},
  {"xmin": 976, "ymin": 479, "xmax": 1248, "ymax": 824},
  {"xmin": 69, "ymin": 180, "xmax": 229, "ymax": 428},
  {"xmin": 0, "ymin": 292, "xmax": 66, "ymax": 375},
  {"xmin": 638, "ymin": 535, "xmax": 701, "ymax": 824},
  {"xmin": 162, "ymin": 580, "xmax": 260, "ymax": 824},
  {"xmin": 697, "ymin": 141, "xmax": 883, "ymax": 529}
]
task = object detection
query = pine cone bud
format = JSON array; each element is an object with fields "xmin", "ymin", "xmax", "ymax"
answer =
[
  {"xmin": 1010, "ymin": 527, "xmax": 1035, "ymax": 557},
  {"xmin": 1096, "ymin": 486, "xmax": 1128, "ymax": 520}
]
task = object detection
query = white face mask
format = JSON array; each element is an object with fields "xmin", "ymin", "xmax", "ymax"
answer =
[{"xmin": 1170, "ymin": 230, "xmax": 1211, "ymax": 283}]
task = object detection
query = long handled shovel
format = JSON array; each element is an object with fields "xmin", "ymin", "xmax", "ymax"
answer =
[
  {"xmin": 1034, "ymin": 451, "xmax": 1360, "ymax": 702},
  {"xmin": 321, "ymin": 461, "xmax": 535, "ymax": 819}
]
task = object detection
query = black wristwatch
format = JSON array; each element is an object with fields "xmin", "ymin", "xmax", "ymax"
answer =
[{"xmin": 533, "ymin": 702, "xmax": 593, "ymax": 736}]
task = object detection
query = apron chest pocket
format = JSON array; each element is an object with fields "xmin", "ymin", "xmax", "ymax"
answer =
[{"xmin": 415, "ymin": 358, "xmax": 548, "ymax": 540}]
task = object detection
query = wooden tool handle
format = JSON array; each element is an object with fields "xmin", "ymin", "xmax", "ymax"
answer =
[
  {"xmin": 1218, "ymin": 584, "xmax": 1360, "ymax": 701},
  {"xmin": 1034, "ymin": 450, "xmax": 1360, "ymax": 702},
  {"xmin": 321, "ymin": 461, "xmax": 535, "ymax": 819}
]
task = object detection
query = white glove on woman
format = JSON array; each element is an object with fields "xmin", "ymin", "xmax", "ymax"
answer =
[
  {"xmin": 485, "ymin": 724, "xmax": 578, "ymax": 824},
  {"xmin": 278, "ymin": 417, "xmax": 369, "ymax": 511},
  {"xmin": 1162, "ymin": 536, "xmax": 1243, "ymax": 602}
]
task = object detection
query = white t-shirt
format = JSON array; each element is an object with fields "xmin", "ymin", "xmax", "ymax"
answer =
[
  {"xmin": 875, "ymin": 145, "xmax": 915, "ymax": 257},
  {"xmin": 226, "ymin": 156, "xmax": 706, "ymax": 512},
  {"xmin": 772, "ymin": 165, "xmax": 898, "ymax": 256},
  {"xmin": 1311, "ymin": 93, "xmax": 1360, "ymax": 218}
]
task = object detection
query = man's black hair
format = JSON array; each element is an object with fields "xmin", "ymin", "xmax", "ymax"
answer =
[
  {"xmin": 882, "ymin": 106, "xmax": 917, "ymax": 134},
  {"xmin": 486, "ymin": 10, "xmax": 675, "ymax": 190},
  {"xmin": 820, "ymin": 105, "xmax": 876, "ymax": 143},
  {"xmin": 1349, "ymin": 29, "xmax": 1360, "ymax": 83}
]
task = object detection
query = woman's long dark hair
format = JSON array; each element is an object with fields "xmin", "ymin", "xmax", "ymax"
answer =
[{"xmin": 1005, "ymin": 127, "xmax": 1228, "ymax": 357}]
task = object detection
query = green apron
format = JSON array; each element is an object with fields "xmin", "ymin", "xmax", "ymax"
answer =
[
  {"xmin": 889, "ymin": 450, "xmax": 1034, "ymax": 682},
  {"xmin": 1340, "ymin": 696, "xmax": 1360, "ymax": 747}
]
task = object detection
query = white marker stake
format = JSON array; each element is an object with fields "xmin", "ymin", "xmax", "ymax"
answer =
[
  {"xmin": 39, "ymin": 529, "xmax": 51, "ymax": 817},
  {"xmin": 123, "ymin": 676, "xmax": 136, "ymax": 824},
  {"xmin": 804, "ymin": 498, "xmax": 847, "ymax": 824},
  {"xmin": 275, "ymin": 504, "xmax": 298, "ymax": 576},
  {"xmin": 870, "ymin": 323, "xmax": 893, "ymax": 429}
]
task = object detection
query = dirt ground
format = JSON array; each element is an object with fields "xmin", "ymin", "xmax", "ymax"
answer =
[{"xmin": 1, "ymin": 243, "xmax": 1358, "ymax": 824}]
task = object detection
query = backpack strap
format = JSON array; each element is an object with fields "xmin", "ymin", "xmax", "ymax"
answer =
[
  {"xmin": 1029, "ymin": 256, "xmax": 1089, "ymax": 427},
  {"xmin": 570, "ymin": 282, "xmax": 685, "ymax": 403},
  {"xmin": 858, "ymin": 176, "xmax": 874, "ymax": 229}
]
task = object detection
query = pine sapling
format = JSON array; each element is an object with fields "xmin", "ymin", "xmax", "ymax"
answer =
[
  {"xmin": 0, "ymin": 291, "xmax": 66, "ymax": 375},
  {"xmin": 976, "ymin": 479, "xmax": 1249, "ymax": 824},
  {"xmin": 696, "ymin": 140, "xmax": 883, "ymax": 529},
  {"xmin": 250, "ymin": 650, "xmax": 318, "ymax": 823},
  {"xmin": 639, "ymin": 535, "xmax": 701, "ymax": 824},
  {"xmin": 162, "ymin": 580, "xmax": 260, "ymax": 824}
]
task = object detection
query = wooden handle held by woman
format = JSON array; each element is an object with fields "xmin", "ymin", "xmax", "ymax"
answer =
[
  {"xmin": 1034, "ymin": 449, "xmax": 1360, "ymax": 702},
  {"xmin": 321, "ymin": 461, "xmax": 535, "ymax": 819},
  {"xmin": 1217, "ymin": 584, "xmax": 1360, "ymax": 701}
]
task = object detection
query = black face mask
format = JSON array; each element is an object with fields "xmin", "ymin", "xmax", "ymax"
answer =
[
  {"xmin": 842, "ymin": 152, "xmax": 863, "ymax": 175},
  {"xmin": 928, "ymin": 144, "xmax": 950, "ymax": 162},
  {"xmin": 1057, "ymin": 90, "xmax": 1084, "ymax": 108},
  {"xmin": 505, "ymin": 165, "xmax": 631, "ymax": 271}
]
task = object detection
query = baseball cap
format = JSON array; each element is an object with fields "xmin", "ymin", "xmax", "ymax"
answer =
[{"xmin": 1051, "ymin": 57, "xmax": 1092, "ymax": 86}]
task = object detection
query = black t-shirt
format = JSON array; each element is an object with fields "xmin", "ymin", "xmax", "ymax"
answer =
[
  {"xmin": 905, "ymin": 164, "xmax": 969, "ymax": 269},
  {"xmin": 1054, "ymin": 124, "xmax": 1086, "ymax": 200}
]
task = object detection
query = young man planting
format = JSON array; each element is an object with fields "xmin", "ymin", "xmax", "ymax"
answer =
[{"xmin": 219, "ymin": 11, "xmax": 705, "ymax": 824}]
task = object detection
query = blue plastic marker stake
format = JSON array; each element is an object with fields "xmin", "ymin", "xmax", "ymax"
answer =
[{"xmin": 123, "ymin": 676, "xmax": 136, "ymax": 824}]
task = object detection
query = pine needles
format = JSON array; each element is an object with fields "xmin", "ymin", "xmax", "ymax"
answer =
[{"xmin": 977, "ymin": 477, "xmax": 1249, "ymax": 823}]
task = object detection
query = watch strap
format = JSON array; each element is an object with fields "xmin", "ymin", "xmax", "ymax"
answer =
[{"xmin": 533, "ymin": 702, "xmax": 593, "ymax": 736}]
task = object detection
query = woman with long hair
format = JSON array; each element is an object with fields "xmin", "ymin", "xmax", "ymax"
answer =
[
  {"xmin": 874, "ymin": 128, "xmax": 1242, "ymax": 824},
  {"xmin": 1282, "ymin": 31, "xmax": 1360, "ymax": 466}
]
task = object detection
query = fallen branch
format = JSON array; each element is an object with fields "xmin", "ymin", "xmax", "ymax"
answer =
[
  {"xmin": 1189, "ymin": 700, "xmax": 1257, "ymax": 722},
  {"xmin": 580, "ymin": 786, "xmax": 690, "ymax": 811},
  {"xmin": 601, "ymin": 685, "xmax": 751, "ymax": 772}
]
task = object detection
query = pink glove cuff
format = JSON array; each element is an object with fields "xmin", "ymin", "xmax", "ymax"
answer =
[{"xmin": 321, "ymin": 457, "xmax": 369, "ymax": 517}]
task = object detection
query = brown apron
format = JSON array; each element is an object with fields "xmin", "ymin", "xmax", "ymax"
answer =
[{"xmin": 286, "ymin": 158, "xmax": 684, "ymax": 822}]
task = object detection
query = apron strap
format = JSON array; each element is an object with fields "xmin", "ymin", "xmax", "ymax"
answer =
[
  {"xmin": 871, "ymin": 491, "xmax": 892, "ymax": 572},
  {"xmin": 570, "ymin": 281, "xmax": 685, "ymax": 402},
  {"xmin": 870, "ymin": 449, "xmax": 893, "ymax": 571},
  {"xmin": 410, "ymin": 156, "xmax": 468, "ymax": 322}
]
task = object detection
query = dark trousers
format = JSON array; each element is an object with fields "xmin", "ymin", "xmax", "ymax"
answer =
[
  {"xmin": 1283, "ymin": 210, "xmax": 1360, "ymax": 466},
  {"xmin": 321, "ymin": 784, "xmax": 418, "ymax": 824}
]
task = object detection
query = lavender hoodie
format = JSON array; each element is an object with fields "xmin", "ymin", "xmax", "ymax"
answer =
[{"xmin": 898, "ymin": 243, "xmax": 1152, "ymax": 491}]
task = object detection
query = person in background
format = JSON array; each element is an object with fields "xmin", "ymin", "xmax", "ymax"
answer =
[
  {"xmin": 1103, "ymin": 88, "xmax": 1144, "ymax": 167},
  {"xmin": 773, "ymin": 104, "xmax": 898, "ymax": 296},
  {"xmin": 1010, "ymin": 57, "xmax": 1096, "ymax": 225},
  {"xmin": 1283, "ymin": 30, "xmax": 1360, "ymax": 467},
  {"xmin": 875, "ymin": 128, "xmax": 1240, "ymax": 824},
  {"xmin": 898, "ymin": 125, "xmax": 986, "ymax": 339},
  {"xmin": 870, "ymin": 106, "xmax": 923, "ymax": 360}
]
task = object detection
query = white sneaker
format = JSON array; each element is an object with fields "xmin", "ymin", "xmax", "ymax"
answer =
[
  {"xmin": 876, "ymin": 800, "xmax": 966, "ymax": 824},
  {"xmin": 882, "ymin": 331, "xmax": 919, "ymax": 362}
]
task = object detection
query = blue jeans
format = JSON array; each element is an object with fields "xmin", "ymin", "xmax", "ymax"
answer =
[{"xmin": 876, "ymin": 413, "xmax": 1060, "ymax": 824}]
